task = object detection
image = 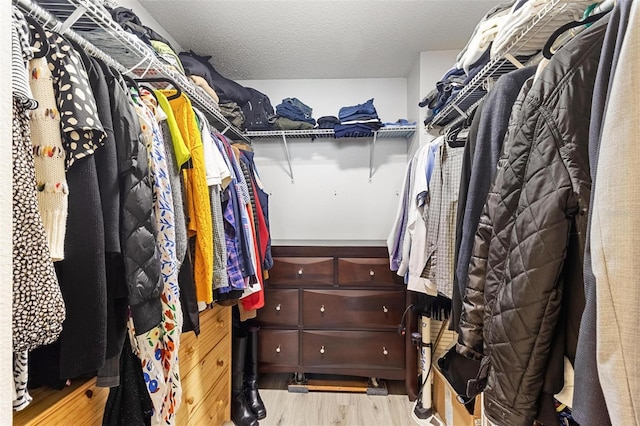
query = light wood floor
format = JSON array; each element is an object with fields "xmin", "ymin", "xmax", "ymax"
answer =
[{"xmin": 257, "ymin": 388, "xmax": 416, "ymax": 426}]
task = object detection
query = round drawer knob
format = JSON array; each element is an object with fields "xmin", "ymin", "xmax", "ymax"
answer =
[
  {"xmin": 383, "ymin": 347, "xmax": 388, "ymax": 356},
  {"xmin": 217, "ymin": 320, "xmax": 225, "ymax": 328},
  {"xmin": 320, "ymin": 346, "xmax": 325, "ymax": 354},
  {"xmin": 298, "ymin": 269, "xmax": 303, "ymax": 276},
  {"xmin": 275, "ymin": 304, "xmax": 282, "ymax": 311},
  {"xmin": 382, "ymin": 305, "xmax": 388, "ymax": 313},
  {"xmin": 320, "ymin": 305, "xmax": 325, "ymax": 313},
  {"xmin": 85, "ymin": 389, "xmax": 94, "ymax": 399},
  {"xmin": 186, "ymin": 396, "xmax": 195, "ymax": 405},
  {"xmin": 276, "ymin": 345, "xmax": 281, "ymax": 353},
  {"xmin": 217, "ymin": 359, "xmax": 224, "ymax": 367},
  {"xmin": 370, "ymin": 270, "xmax": 375, "ymax": 277},
  {"xmin": 186, "ymin": 346, "xmax": 195, "ymax": 355}
]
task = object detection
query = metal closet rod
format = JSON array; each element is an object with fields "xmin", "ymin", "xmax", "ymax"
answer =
[{"xmin": 14, "ymin": 0, "xmax": 126, "ymax": 74}]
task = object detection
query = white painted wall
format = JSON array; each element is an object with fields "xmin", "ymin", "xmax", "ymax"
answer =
[
  {"xmin": 1, "ymin": 0, "xmax": 13, "ymax": 420},
  {"xmin": 406, "ymin": 55, "xmax": 421, "ymax": 156},
  {"xmin": 236, "ymin": 78, "xmax": 409, "ymax": 246}
]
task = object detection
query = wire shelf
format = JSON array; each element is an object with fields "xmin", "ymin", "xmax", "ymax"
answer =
[
  {"xmin": 428, "ymin": 0, "xmax": 570, "ymax": 128},
  {"xmin": 15, "ymin": 0, "xmax": 249, "ymax": 142},
  {"xmin": 245, "ymin": 125, "xmax": 417, "ymax": 140}
]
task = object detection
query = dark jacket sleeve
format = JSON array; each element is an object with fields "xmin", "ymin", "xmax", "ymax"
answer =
[{"xmin": 457, "ymin": 207, "xmax": 491, "ymax": 361}]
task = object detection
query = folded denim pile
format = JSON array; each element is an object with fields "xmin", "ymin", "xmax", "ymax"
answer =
[
  {"xmin": 334, "ymin": 98, "xmax": 382, "ymax": 138},
  {"xmin": 273, "ymin": 97, "xmax": 316, "ymax": 130},
  {"xmin": 421, "ymin": 0, "xmax": 595, "ymax": 126},
  {"xmin": 421, "ymin": 48, "xmax": 492, "ymax": 125},
  {"xmin": 316, "ymin": 116, "xmax": 340, "ymax": 129},
  {"xmin": 383, "ymin": 118, "xmax": 417, "ymax": 127}
]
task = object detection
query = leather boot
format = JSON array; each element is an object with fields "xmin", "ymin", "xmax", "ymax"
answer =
[
  {"xmin": 231, "ymin": 334, "xmax": 259, "ymax": 426},
  {"xmin": 244, "ymin": 328, "xmax": 267, "ymax": 420}
]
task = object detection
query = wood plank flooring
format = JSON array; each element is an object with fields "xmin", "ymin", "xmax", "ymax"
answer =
[
  {"xmin": 222, "ymin": 373, "xmax": 417, "ymax": 426},
  {"xmin": 257, "ymin": 389, "xmax": 416, "ymax": 426}
]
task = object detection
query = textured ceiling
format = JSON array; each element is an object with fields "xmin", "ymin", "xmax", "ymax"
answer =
[{"xmin": 136, "ymin": 0, "xmax": 502, "ymax": 80}]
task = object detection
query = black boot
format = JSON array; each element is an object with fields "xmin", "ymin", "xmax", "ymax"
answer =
[
  {"xmin": 244, "ymin": 328, "xmax": 267, "ymax": 420},
  {"xmin": 231, "ymin": 334, "xmax": 259, "ymax": 426}
]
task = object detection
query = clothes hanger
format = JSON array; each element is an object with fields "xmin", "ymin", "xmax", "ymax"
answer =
[
  {"xmin": 122, "ymin": 74, "xmax": 141, "ymax": 93},
  {"xmin": 135, "ymin": 77, "xmax": 182, "ymax": 100},
  {"xmin": 542, "ymin": 10, "xmax": 610, "ymax": 59},
  {"xmin": 25, "ymin": 15, "xmax": 50, "ymax": 59},
  {"xmin": 138, "ymin": 84, "xmax": 160, "ymax": 104}
]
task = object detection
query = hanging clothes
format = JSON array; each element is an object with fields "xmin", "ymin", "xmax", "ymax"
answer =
[
  {"xmin": 11, "ymin": 12, "xmax": 66, "ymax": 351},
  {"xmin": 162, "ymin": 90, "xmax": 214, "ymax": 305},
  {"xmin": 457, "ymin": 17, "xmax": 607, "ymax": 426},
  {"xmin": 28, "ymin": 55, "xmax": 68, "ymax": 262},
  {"xmin": 588, "ymin": 1, "xmax": 640, "ymax": 423},
  {"xmin": 451, "ymin": 65, "xmax": 536, "ymax": 331},
  {"xmin": 193, "ymin": 108, "xmax": 231, "ymax": 291},
  {"xmin": 129, "ymin": 88, "xmax": 183, "ymax": 425},
  {"xmin": 572, "ymin": 2, "xmax": 633, "ymax": 425}
]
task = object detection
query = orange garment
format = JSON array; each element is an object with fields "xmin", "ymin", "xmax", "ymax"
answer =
[{"xmin": 162, "ymin": 91, "xmax": 213, "ymax": 303}]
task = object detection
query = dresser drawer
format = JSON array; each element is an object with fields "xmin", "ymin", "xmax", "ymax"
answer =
[
  {"xmin": 179, "ymin": 331, "xmax": 230, "ymax": 423},
  {"xmin": 302, "ymin": 289, "xmax": 404, "ymax": 329},
  {"xmin": 258, "ymin": 329, "xmax": 299, "ymax": 368},
  {"xmin": 13, "ymin": 378, "xmax": 109, "ymax": 426},
  {"xmin": 268, "ymin": 257, "xmax": 334, "ymax": 285},
  {"xmin": 302, "ymin": 330, "xmax": 404, "ymax": 369},
  {"xmin": 258, "ymin": 289, "xmax": 299, "ymax": 327},
  {"xmin": 180, "ymin": 305, "xmax": 230, "ymax": 377},
  {"xmin": 185, "ymin": 365, "xmax": 230, "ymax": 426},
  {"xmin": 337, "ymin": 257, "xmax": 397, "ymax": 285}
]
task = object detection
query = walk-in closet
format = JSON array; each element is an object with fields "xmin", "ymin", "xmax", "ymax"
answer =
[{"xmin": 5, "ymin": 0, "xmax": 638, "ymax": 425}]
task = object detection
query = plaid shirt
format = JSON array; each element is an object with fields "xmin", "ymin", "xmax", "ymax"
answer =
[
  {"xmin": 223, "ymin": 190, "xmax": 246, "ymax": 291},
  {"xmin": 421, "ymin": 141, "xmax": 465, "ymax": 298}
]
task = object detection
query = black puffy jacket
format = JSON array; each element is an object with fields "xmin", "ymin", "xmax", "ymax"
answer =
[
  {"xmin": 457, "ymin": 19, "xmax": 607, "ymax": 426},
  {"xmin": 99, "ymin": 61, "xmax": 163, "ymax": 334}
]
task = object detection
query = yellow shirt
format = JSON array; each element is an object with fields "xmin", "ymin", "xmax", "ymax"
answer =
[
  {"xmin": 155, "ymin": 90, "xmax": 191, "ymax": 169},
  {"xmin": 162, "ymin": 90, "xmax": 214, "ymax": 303}
]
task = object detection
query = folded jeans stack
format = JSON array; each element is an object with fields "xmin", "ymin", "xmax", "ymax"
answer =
[
  {"xmin": 316, "ymin": 115, "xmax": 340, "ymax": 129},
  {"xmin": 274, "ymin": 97, "xmax": 316, "ymax": 128},
  {"xmin": 334, "ymin": 98, "xmax": 382, "ymax": 138}
]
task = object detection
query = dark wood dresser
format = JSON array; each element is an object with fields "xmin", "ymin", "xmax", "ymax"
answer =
[{"xmin": 257, "ymin": 246, "xmax": 415, "ymax": 393}]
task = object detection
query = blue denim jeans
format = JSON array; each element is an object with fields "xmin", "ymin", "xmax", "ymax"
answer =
[
  {"xmin": 338, "ymin": 98, "xmax": 377, "ymax": 121},
  {"xmin": 275, "ymin": 103, "xmax": 316, "ymax": 125},
  {"xmin": 283, "ymin": 97, "xmax": 313, "ymax": 118}
]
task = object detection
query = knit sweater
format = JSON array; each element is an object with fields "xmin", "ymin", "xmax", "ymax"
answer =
[
  {"xmin": 162, "ymin": 91, "xmax": 214, "ymax": 304},
  {"xmin": 28, "ymin": 57, "xmax": 68, "ymax": 261}
]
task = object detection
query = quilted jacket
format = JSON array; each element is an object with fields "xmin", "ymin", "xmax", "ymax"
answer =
[
  {"xmin": 101, "ymin": 62, "xmax": 163, "ymax": 335},
  {"xmin": 456, "ymin": 19, "xmax": 607, "ymax": 426}
]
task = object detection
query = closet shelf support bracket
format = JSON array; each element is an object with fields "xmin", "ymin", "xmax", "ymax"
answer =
[
  {"xmin": 221, "ymin": 125, "xmax": 230, "ymax": 136},
  {"xmin": 281, "ymin": 132, "xmax": 294, "ymax": 183},
  {"xmin": 58, "ymin": 5, "xmax": 87, "ymax": 34},
  {"xmin": 452, "ymin": 104, "xmax": 467, "ymax": 119},
  {"xmin": 504, "ymin": 53, "xmax": 525, "ymax": 69},
  {"xmin": 369, "ymin": 131, "xmax": 378, "ymax": 182}
]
